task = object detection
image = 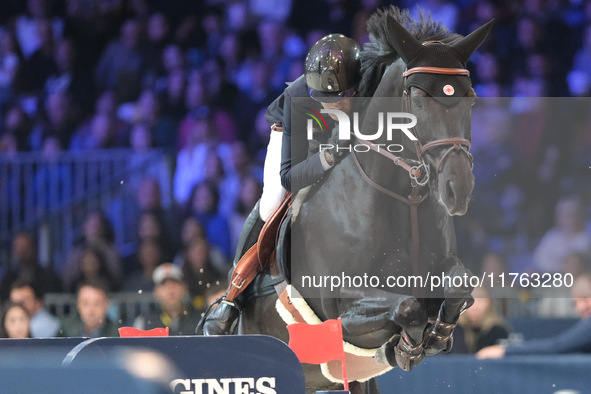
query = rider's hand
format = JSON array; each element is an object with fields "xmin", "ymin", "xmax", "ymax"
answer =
[{"xmin": 323, "ymin": 137, "xmax": 347, "ymax": 167}]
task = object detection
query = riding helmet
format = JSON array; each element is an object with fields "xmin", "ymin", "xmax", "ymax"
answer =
[{"xmin": 305, "ymin": 34, "xmax": 362, "ymax": 102}]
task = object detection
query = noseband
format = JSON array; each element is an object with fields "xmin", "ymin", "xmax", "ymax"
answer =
[{"xmin": 419, "ymin": 137, "xmax": 472, "ymax": 175}]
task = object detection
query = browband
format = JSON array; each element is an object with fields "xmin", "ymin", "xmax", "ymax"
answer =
[{"xmin": 403, "ymin": 67, "xmax": 470, "ymax": 77}]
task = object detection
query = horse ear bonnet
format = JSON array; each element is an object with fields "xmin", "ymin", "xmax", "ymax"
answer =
[{"xmin": 387, "ymin": 16, "xmax": 494, "ymax": 98}]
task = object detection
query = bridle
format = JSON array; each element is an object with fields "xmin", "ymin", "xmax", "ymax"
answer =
[
  {"xmin": 351, "ymin": 64, "xmax": 474, "ymax": 284},
  {"xmin": 403, "ymin": 66, "xmax": 474, "ymax": 180}
]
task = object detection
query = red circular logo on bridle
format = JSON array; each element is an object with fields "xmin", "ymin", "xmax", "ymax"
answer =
[{"xmin": 443, "ymin": 85, "xmax": 454, "ymax": 95}]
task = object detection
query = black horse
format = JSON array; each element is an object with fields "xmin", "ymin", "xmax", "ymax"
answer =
[{"xmin": 238, "ymin": 7, "xmax": 493, "ymax": 393}]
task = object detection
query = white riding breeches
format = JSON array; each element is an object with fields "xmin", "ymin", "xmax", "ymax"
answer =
[{"xmin": 259, "ymin": 127, "xmax": 286, "ymax": 222}]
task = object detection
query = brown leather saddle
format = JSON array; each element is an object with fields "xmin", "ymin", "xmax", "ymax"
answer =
[{"xmin": 226, "ymin": 192, "xmax": 292, "ymax": 302}]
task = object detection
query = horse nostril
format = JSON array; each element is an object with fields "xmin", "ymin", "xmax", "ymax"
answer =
[{"xmin": 446, "ymin": 181, "xmax": 455, "ymax": 202}]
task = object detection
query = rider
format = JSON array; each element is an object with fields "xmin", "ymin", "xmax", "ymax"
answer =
[{"xmin": 199, "ymin": 34, "xmax": 362, "ymax": 335}]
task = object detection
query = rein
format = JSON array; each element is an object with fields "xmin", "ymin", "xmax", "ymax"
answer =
[
  {"xmin": 352, "ymin": 145, "xmax": 427, "ymax": 293},
  {"xmin": 351, "ymin": 64, "xmax": 473, "ymax": 285}
]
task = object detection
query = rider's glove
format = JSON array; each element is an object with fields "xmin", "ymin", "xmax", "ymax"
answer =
[{"xmin": 323, "ymin": 137, "xmax": 348, "ymax": 167}]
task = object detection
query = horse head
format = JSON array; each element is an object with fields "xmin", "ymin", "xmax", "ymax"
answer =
[{"xmin": 365, "ymin": 13, "xmax": 493, "ymax": 216}]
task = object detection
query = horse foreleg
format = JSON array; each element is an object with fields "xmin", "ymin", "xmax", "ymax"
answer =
[
  {"xmin": 387, "ymin": 299, "xmax": 428, "ymax": 371},
  {"xmin": 423, "ymin": 259, "xmax": 473, "ymax": 355}
]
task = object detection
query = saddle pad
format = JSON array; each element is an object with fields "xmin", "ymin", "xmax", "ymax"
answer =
[{"xmin": 276, "ymin": 285, "xmax": 393, "ymax": 383}]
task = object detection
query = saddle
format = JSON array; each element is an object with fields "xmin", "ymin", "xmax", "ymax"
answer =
[{"xmin": 226, "ymin": 192, "xmax": 292, "ymax": 302}]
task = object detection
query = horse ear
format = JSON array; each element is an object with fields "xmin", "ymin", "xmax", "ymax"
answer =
[
  {"xmin": 451, "ymin": 19, "xmax": 495, "ymax": 64},
  {"xmin": 386, "ymin": 15, "xmax": 422, "ymax": 64}
]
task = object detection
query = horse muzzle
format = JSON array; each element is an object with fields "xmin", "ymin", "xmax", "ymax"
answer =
[{"xmin": 435, "ymin": 155, "xmax": 474, "ymax": 216}]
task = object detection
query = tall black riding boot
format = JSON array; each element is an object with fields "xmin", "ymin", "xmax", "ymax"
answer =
[
  {"xmin": 198, "ymin": 295, "xmax": 244, "ymax": 335},
  {"xmin": 196, "ymin": 202, "xmax": 265, "ymax": 335}
]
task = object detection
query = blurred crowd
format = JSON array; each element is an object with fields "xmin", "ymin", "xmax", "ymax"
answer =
[{"xmin": 1, "ymin": 0, "xmax": 591, "ymax": 337}]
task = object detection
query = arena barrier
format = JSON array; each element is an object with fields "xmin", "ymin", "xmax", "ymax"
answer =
[
  {"xmin": 0, "ymin": 335, "xmax": 305, "ymax": 394},
  {"xmin": 2, "ymin": 336, "xmax": 587, "ymax": 393},
  {"xmin": 377, "ymin": 354, "xmax": 590, "ymax": 393},
  {"xmin": 0, "ymin": 338, "xmax": 172, "ymax": 393}
]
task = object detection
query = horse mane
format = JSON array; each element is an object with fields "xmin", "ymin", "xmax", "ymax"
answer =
[{"xmin": 359, "ymin": 6, "xmax": 463, "ymax": 97}]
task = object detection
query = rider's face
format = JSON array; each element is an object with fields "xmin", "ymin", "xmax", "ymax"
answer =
[{"xmin": 320, "ymin": 97, "xmax": 353, "ymax": 121}]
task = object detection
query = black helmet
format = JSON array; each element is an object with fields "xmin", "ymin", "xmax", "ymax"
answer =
[{"xmin": 305, "ymin": 34, "xmax": 361, "ymax": 102}]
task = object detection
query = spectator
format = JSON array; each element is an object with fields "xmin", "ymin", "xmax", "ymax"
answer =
[
  {"xmin": 58, "ymin": 279, "xmax": 119, "ymax": 337},
  {"xmin": 94, "ymin": 18, "xmax": 145, "ymax": 102},
  {"xmin": 9, "ymin": 279, "xmax": 60, "ymax": 337},
  {"xmin": 123, "ymin": 237, "xmax": 166, "ymax": 293},
  {"xmin": 134, "ymin": 177, "xmax": 175, "ymax": 251},
  {"xmin": 0, "ymin": 29, "xmax": 23, "ymax": 107},
  {"xmin": 234, "ymin": 60, "xmax": 275, "ymax": 140},
  {"xmin": 187, "ymin": 180, "xmax": 232, "ymax": 260},
  {"xmin": 200, "ymin": 6, "xmax": 225, "ymax": 58},
  {"xmin": 0, "ymin": 301, "xmax": 31, "ymax": 339},
  {"xmin": 43, "ymin": 37, "xmax": 93, "ymax": 117},
  {"xmin": 176, "ymin": 75, "xmax": 210, "ymax": 151},
  {"xmin": 220, "ymin": 141, "xmax": 263, "ymax": 217},
  {"xmin": 159, "ymin": 67, "xmax": 186, "ymax": 121},
  {"xmin": 451, "ymin": 286, "xmax": 511, "ymax": 354},
  {"xmin": 23, "ymin": 18, "xmax": 57, "ymax": 94},
  {"xmin": 64, "ymin": 245, "xmax": 121, "ymax": 293},
  {"xmin": 127, "ymin": 121, "xmax": 163, "ymax": 172},
  {"xmin": 202, "ymin": 150, "xmax": 232, "ymax": 212},
  {"xmin": 136, "ymin": 209, "xmax": 175, "ymax": 261},
  {"xmin": 69, "ymin": 113, "xmax": 118, "ymax": 150},
  {"xmin": 257, "ymin": 20, "xmax": 291, "ymax": 91},
  {"xmin": 570, "ymin": 24, "xmax": 591, "ymax": 82},
  {"xmin": 532, "ymin": 196, "xmax": 591, "ymax": 273},
  {"xmin": 15, "ymin": 0, "xmax": 62, "ymax": 58},
  {"xmin": 32, "ymin": 135, "xmax": 72, "ymax": 216},
  {"xmin": 0, "ymin": 232, "xmax": 62, "ymax": 301},
  {"xmin": 2, "ymin": 103, "xmax": 32, "ymax": 152},
  {"xmin": 477, "ymin": 273, "xmax": 591, "ymax": 358},
  {"xmin": 173, "ymin": 115, "xmax": 215, "ymax": 205},
  {"xmin": 173, "ymin": 216, "xmax": 227, "ymax": 272},
  {"xmin": 133, "ymin": 263, "xmax": 201, "ymax": 335},
  {"xmin": 28, "ymin": 91, "xmax": 78, "ymax": 151},
  {"xmin": 127, "ymin": 88, "xmax": 178, "ymax": 151},
  {"xmin": 180, "ymin": 237, "xmax": 224, "ymax": 310},
  {"xmin": 0, "ymin": 133, "xmax": 19, "ymax": 223},
  {"xmin": 200, "ymin": 57, "xmax": 239, "ymax": 116},
  {"xmin": 537, "ymin": 253, "xmax": 591, "ymax": 318},
  {"xmin": 94, "ymin": 90, "xmax": 128, "ymax": 127},
  {"xmin": 63, "ymin": 210, "xmax": 122, "ymax": 287},
  {"xmin": 219, "ymin": 32, "xmax": 247, "ymax": 83},
  {"xmin": 229, "ymin": 175, "xmax": 263, "ymax": 254},
  {"xmin": 142, "ymin": 12, "xmax": 172, "ymax": 78},
  {"xmin": 60, "ymin": 0, "xmax": 121, "ymax": 69}
]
